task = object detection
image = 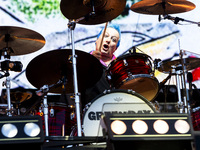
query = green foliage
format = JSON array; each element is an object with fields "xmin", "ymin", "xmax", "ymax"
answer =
[
  {"xmin": 6, "ymin": 0, "xmax": 141, "ymax": 22},
  {"xmin": 6, "ymin": 0, "xmax": 61, "ymax": 23}
]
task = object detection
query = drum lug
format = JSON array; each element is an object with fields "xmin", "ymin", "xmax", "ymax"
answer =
[
  {"xmin": 107, "ymin": 74, "xmax": 112, "ymax": 81},
  {"xmin": 103, "ymin": 89, "xmax": 111, "ymax": 94},
  {"xmin": 123, "ymin": 59, "xmax": 128, "ymax": 66},
  {"xmin": 127, "ymin": 89, "xmax": 135, "ymax": 94},
  {"xmin": 50, "ymin": 108, "xmax": 54, "ymax": 117},
  {"xmin": 127, "ymin": 71, "xmax": 133, "ymax": 78}
]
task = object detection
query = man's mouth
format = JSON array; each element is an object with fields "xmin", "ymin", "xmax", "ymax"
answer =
[{"xmin": 103, "ymin": 44, "xmax": 109, "ymax": 51}]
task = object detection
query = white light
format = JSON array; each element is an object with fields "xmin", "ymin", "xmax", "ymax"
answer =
[
  {"xmin": 1, "ymin": 124, "xmax": 18, "ymax": 138},
  {"xmin": 174, "ymin": 120, "xmax": 190, "ymax": 134},
  {"xmin": 132, "ymin": 120, "xmax": 148, "ymax": 134},
  {"xmin": 153, "ymin": 120, "xmax": 169, "ymax": 134},
  {"xmin": 111, "ymin": 120, "xmax": 127, "ymax": 135},
  {"xmin": 24, "ymin": 123, "xmax": 40, "ymax": 137}
]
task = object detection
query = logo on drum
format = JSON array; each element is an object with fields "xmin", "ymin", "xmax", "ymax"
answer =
[
  {"xmin": 114, "ymin": 97, "xmax": 123, "ymax": 102},
  {"xmin": 88, "ymin": 110, "xmax": 152, "ymax": 121}
]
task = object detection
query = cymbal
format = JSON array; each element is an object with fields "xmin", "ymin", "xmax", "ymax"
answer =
[
  {"xmin": 2, "ymin": 91, "xmax": 32, "ymax": 103},
  {"xmin": 26, "ymin": 49, "xmax": 103, "ymax": 93},
  {"xmin": 158, "ymin": 58, "xmax": 200, "ymax": 73},
  {"xmin": 0, "ymin": 26, "xmax": 45, "ymax": 56},
  {"xmin": 131, "ymin": 0, "xmax": 195, "ymax": 15},
  {"xmin": 60, "ymin": 0, "xmax": 126, "ymax": 25}
]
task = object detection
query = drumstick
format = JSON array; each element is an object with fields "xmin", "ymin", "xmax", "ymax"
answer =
[{"xmin": 98, "ymin": 22, "xmax": 108, "ymax": 52}]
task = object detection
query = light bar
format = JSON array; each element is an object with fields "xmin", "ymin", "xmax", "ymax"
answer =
[
  {"xmin": 103, "ymin": 113, "xmax": 194, "ymax": 150},
  {"xmin": 0, "ymin": 116, "xmax": 44, "ymax": 144}
]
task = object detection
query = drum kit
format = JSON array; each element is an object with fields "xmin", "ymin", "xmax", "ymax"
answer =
[{"xmin": 1, "ymin": 0, "xmax": 200, "ymax": 138}]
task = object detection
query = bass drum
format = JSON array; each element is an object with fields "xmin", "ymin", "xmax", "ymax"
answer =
[{"xmin": 83, "ymin": 89, "xmax": 156, "ymax": 136}]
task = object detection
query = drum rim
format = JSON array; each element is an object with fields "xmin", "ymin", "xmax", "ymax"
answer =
[
  {"xmin": 84, "ymin": 89, "xmax": 157, "ymax": 115},
  {"xmin": 107, "ymin": 52, "xmax": 152, "ymax": 69},
  {"xmin": 118, "ymin": 74, "xmax": 159, "ymax": 86}
]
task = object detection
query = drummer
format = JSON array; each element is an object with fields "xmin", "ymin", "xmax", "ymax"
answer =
[
  {"xmin": 90, "ymin": 23, "xmax": 121, "ymax": 67},
  {"xmin": 82, "ymin": 23, "xmax": 121, "ymax": 105}
]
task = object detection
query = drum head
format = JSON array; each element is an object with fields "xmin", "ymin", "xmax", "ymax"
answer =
[
  {"xmin": 83, "ymin": 89, "xmax": 156, "ymax": 136},
  {"xmin": 119, "ymin": 74, "xmax": 159, "ymax": 101}
]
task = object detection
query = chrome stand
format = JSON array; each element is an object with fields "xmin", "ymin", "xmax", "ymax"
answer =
[
  {"xmin": 43, "ymin": 95, "xmax": 49, "ymax": 137},
  {"xmin": 68, "ymin": 20, "xmax": 82, "ymax": 137}
]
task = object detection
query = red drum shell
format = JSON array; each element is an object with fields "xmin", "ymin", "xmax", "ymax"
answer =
[
  {"xmin": 192, "ymin": 108, "xmax": 200, "ymax": 131},
  {"xmin": 106, "ymin": 53, "xmax": 159, "ymax": 101}
]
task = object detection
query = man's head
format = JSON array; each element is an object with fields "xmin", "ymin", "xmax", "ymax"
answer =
[{"xmin": 96, "ymin": 24, "xmax": 121, "ymax": 59}]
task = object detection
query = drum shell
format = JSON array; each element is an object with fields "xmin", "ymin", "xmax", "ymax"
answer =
[
  {"xmin": 83, "ymin": 89, "xmax": 156, "ymax": 136},
  {"xmin": 106, "ymin": 53, "xmax": 159, "ymax": 101},
  {"xmin": 37, "ymin": 102, "xmax": 76, "ymax": 136}
]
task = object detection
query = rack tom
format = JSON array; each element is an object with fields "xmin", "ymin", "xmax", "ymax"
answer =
[{"xmin": 106, "ymin": 53, "xmax": 159, "ymax": 101}]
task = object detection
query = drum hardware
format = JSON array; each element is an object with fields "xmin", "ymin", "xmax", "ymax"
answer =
[
  {"xmin": 130, "ymin": 0, "xmax": 195, "ymax": 15},
  {"xmin": 157, "ymin": 49, "xmax": 200, "ymax": 113},
  {"xmin": 0, "ymin": 52, "xmax": 22, "ymax": 116},
  {"xmin": 0, "ymin": 26, "xmax": 45, "ymax": 116},
  {"xmin": 163, "ymin": 15, "xmax": 200, "ymax": 26},
  {"xmin": 35, "ymin": 81, "xmax": 64, "ymax": 137}
]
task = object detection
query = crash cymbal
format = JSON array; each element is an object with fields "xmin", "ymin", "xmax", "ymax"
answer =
[
  {"xmin": 158, "ymin": 58, "xmax": 200, "ymax": 73},
  {"xmin": 60, "ymin": 0, "xmax": 126, "ymax": 25},
  {"xmin": 26, "ymin": 49, "xmax": 103, "ymax": 94},
  {"xmin": 131, "ymin": 0, "xmax": 195, "ymax": 15},
  {"xmin": 0, "ymin": 26, "xmax": 45, "ymax": 56}
]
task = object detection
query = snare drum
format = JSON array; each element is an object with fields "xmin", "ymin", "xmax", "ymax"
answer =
[
  {"xmin": 106, "ymin": 53, "xmax": 159, "ymax": 101},
  {"xmin": 83, "ymin": 89, "xmax": 156, "ymax": 136}
]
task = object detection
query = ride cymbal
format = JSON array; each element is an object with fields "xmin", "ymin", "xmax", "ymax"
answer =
[
  {"xmin": 60, "ymin": 0, "xmax": 126, "ymax": 25},
  {"xmin": 26, "ymin": 49, "xmax": 103, "ymax": 94},
  {"xmin": 131, "ymin": 0, "xmax": 195, "ymax": 15},
  {"xmin": 0, "ymin": 26, "xmax": 45, "ymax": 56}
]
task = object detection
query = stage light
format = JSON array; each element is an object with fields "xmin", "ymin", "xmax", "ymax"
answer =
[
  {"xmin": 24, "ymin": 123, "xmax": 41, "ymax": 137},
  {"xmin": 153, "ymin": 120, "xmax": 169, "ymax": 134},
  {"xmin": 0, "ymin": 116, "xmax": 44, "ymax": 144},
  {"xmin": 103, "ymin": 113, "xmax": 194, "ymax": 150},
  {"xmin": 132, "ymin": 120, "xmax": 148, "ymax": 134},
  {"xmin": 111, "ymin": 120, "xmax": 127, "ymax": 135},
  {"xmin": 174, "ymin": 120, "xmax": 190, "ymax": 134},
  {"xmin": 1, "ymin": 124, "xmax": 18, "ymax": 138}
]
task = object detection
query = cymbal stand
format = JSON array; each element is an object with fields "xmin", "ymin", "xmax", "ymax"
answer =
[
  {"xmin": 171, "ymin": 66, "xmax": 184, "ymax": 113},
  {"xmin": 1, "ymin": 47, "xmax": 13, "ymax": 116},
  {"xmin": 179, "ymin": 50, "xmax": 190, "ymax": 113},
  {"xmin": 36, "ymin": 80, "xmax": 63, "ymax": 137},
  {"xmin": 68, "ymin": 20, "xmax": 82, "ymax": 137},
  {"xmin": 164, "ymin": 15, "xmax": 200, "ymax": 26}
]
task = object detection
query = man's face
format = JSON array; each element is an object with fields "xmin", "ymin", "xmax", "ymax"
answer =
[{"xmin": 96, "ymin": 28, "xmax": 120, "ymax": 59}]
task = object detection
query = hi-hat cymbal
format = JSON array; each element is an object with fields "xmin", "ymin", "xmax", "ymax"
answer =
[
  {"xmin": 131, "ymin": 0, "xmax": 195, "ymax": 15},
  {"xmin": 0, "ymin": 26, "xmax": 45, "ymax": 56},
  {"xmin": 26, "ymin": 49, "xmax": 103, "ymax": 94},
  {"xmin": 158, "ymin": 58, "xmax": 200, "ymax": 73},
  {"xmin": 60, "ymin": 0, "xmax": 126, "ymax": 25}
]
